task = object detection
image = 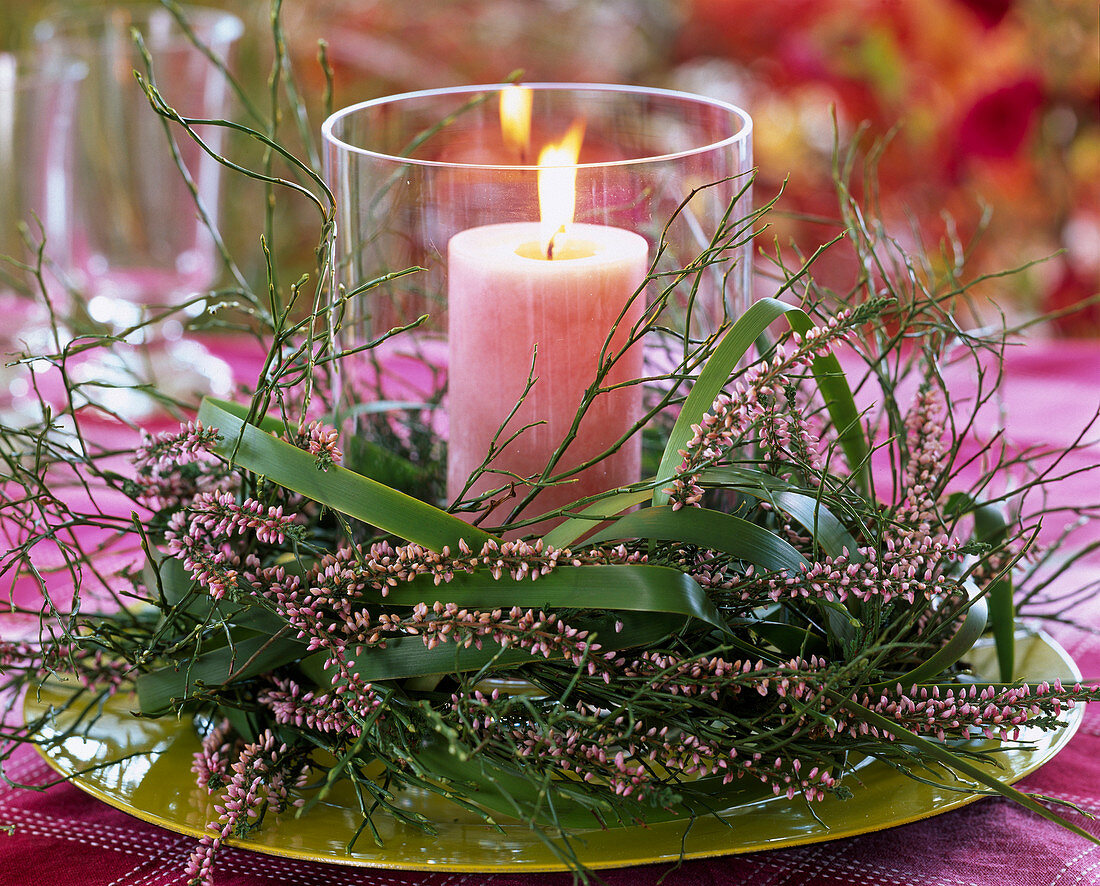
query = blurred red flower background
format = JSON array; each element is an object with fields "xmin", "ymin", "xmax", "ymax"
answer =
[{"xmin": 673, "ymin": 0, "xmax": 1099, "ymax": 333}]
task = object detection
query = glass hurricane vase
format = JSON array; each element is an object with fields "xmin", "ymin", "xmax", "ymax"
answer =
[
  {"xmin": 322, "ymin": 83, "xmax": 752, "ymax": 531},
  {"xmin": 32, "ymin": 3, "xmax": 243, "ymax": 417}
]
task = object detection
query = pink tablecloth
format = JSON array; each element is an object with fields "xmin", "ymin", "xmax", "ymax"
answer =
[{"xmin": 2, "ymin": 338, "xmax": 1100, "ymax": 886}]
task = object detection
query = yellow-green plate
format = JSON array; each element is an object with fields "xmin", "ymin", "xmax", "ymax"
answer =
[{"xmin": 26, "ymin": 631, "xmax": 1084, "ymax": 872}]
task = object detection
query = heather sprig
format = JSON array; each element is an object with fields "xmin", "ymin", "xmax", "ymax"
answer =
[
  {"xmin": 286, "ymin": 419, "xmax": 344, "ymax": 471},
  {"xmin": 328, "ymin": 536, "xmax": 645, "ymax": 595},
  {"xmin": 129, "ymin": 420, "xmax": 231, "ymax": 513},
  {"xmin": 191, "ymin": 717, "xmax": 240, "ymax": 791},
  {"xmin": 133, "ymin": 420, "xmax": 221, "ymax": 468},
  {"xmin": 665, "ymin": 311, "xmax": 854, "ymax": 509},
  {"xmin": 894, "ymin": 385, "xmax": 949, "ymax": 536},
  {"xmin": 257, "ymin": 677, "xmax": 362, "ymax": 736},
  {"xmin": 702, "ymin": 533, "xmax": 965, "ymax": 610},
  {"xmin": 845, "ymin": 679, "xmax": 1100, "ymax": 743},
  {"xmin": 165, "ymin": 491, "xmax": 305, "ymax": 599},
  {"xmin": 184, "ymin": 729, "xmax": 308, "ymax": 886},
  {"xmin": 388, "ymin": 602, "xmax": 604, "ymax": 664}
]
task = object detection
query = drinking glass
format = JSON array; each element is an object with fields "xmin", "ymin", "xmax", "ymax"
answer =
[
  {"xmin": 33, "ymin": 3, "xmax": 243, "ymax": 411},
  {"xmin": 322, "ymin": 84, "xmax": 753, "ymax": 526},
  {"xmin": 0, "ymin": 52, "xmax": 84, "ymax": 423}
]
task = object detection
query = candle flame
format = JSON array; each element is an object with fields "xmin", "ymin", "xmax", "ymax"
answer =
[
  {"xmin": 499, "ymin": 84, "xmax": 532, "ymax": 162},
  {"xmin": 538, "ymin": 119, "xmax": 585, "ymax": 259}
]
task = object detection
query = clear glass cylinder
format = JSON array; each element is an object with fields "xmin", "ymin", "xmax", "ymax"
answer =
[
  {"xmin": 322, "ymin": 84, "xmax": 752, "ymax": 528},
  {"xmin": 0, "ymin": 52, "xmax": 84, "ymax": 421},
  {"xmin": 34, "ymin": 4, "xmax": 243, "ymax": 307},
  {"xmin": 0, "ymin": 53, "xmax": 84, "ymax": 304}
]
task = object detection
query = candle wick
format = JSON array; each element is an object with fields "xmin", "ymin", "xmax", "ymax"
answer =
[{"xmin": 546, "ymin": 224, "xmax": 566, "ymax": 260}]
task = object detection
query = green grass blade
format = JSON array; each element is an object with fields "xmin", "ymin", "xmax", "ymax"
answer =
[
  {"xmin": 945, "ymin": 492, "xmax": 1016, "ymax": 682},
  {"xmin": 586, "ymin": 505, "xmax": 810, "ymax": 574},
  {"xmin": 770, "ymin": 490, "xmax": 861, "ymax": 560},
  {"xmin": 136, "ymin": 632, "xmax": 309, "ymax": 713},
  {"xmin": 297, "ymin": 563, "xmax": 727, "ymax": 686},
  {"xmin": 973, "ymin": 504, "xmax": 1016, "ymax": 682},
  {"xmin": 869, "ymin": 583, "xmax": 989, "ymax": 689},
  {"xmin": 653, "ymin": 298, "xmax": 868, "ymax": 506},
  {"xmin": 300, "ymin": 610, "xmax": 679, "ymax": 684},
  {"xmin": 542, "ymin": 489, "xmax": 653, "ymax": 549},
  {"xmin": 198, "ymin": 397, "xmax": 493, "ymax": 551},
  {"xmin": 384, "ymin": 564, "xmax": 728, "ymax": 633},
  {"xmin": 696, "ymin": 465, "xmax": 804, "ymax": 492}
]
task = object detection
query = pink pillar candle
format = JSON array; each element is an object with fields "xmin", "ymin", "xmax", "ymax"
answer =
[{"xmin": 447, "ymin": 221, "xmax": 648, "ymax": 526}]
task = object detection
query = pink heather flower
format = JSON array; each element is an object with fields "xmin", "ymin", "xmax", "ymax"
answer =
[
  {"xmin": 664, "ymin": 315, "xmax": 852, "ymax": 508},
  {"xmin": 185, "ymin": 728, "xmax": 307, "ymax": 886},
  {"xmin": 130, "ymin": 420, "xmax": 230, "ymax": 512},
  {"xmin": 165, "ymin": 492, "xmax": 303, "ymax": 599},
  {"xmin": 183, "ymin": 836, "xmax": 217, "ymax": 886},
  {"xmin": 843, "ymin": 680, "xmax": 1100, "ymax": 743},
  {"xmin": 896, "ymin": 385, "xmax": 947, "ymax": 534},
  {"xmin": 191, "ymin": 718, "xmax": 239, "ymax": 791},
  {"xmin": 133, "ymin": 420, "xmax": 220, "ymax": 468},
  {"xmin": 700, "ymin": 528, "xmax": 964, "ymax": 610},
  {"xmin": 258, "ymin": 677, "xmax": 369, "ymax": 736},
  {"xmin": 393, "ymin": 602, "xmax": 602, "ymax": 669},
  {"xmin": 165, "ymin": 511, "xmax": 241, "ymax": 600},
  {"xmin": 297, "ymin": 537, "xmax": 643, "ymax": 600},
  {"xmin": 286, "ymin": 420, "xmax": 343, "ymax": 470}
]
